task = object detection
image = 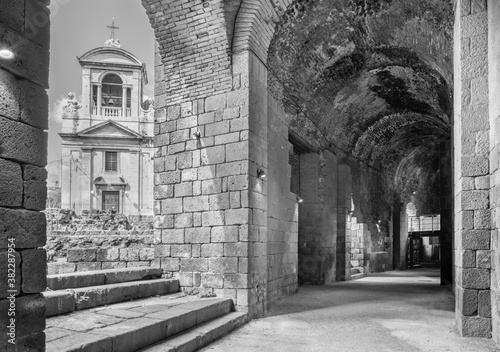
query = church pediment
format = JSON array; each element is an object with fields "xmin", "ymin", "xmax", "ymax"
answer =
[
  {"xmin": 77, "ymin": 120, "xmax": 143, "ymax": 139},
  {"xmin": 78, "ymin": 47, "xmax": 143, "ymax": 67}
]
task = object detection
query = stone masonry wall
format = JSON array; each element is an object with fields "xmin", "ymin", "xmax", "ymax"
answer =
[
  {"xmin": 488, "ymin": 0, "xmax": 500, "ymax": 343},
  {"xmin": 267, "ymin": 93, "xmax": 298, "ymax": 306},
  {"xmin": 46, "ymin": 231, "xmax": 155, "ymax": 275},
  {"xmin": 0, "ymin": 0, "xmax": 50, "ymax": 350},
  {"xmin": 454, "ymin": 0, "xmax": 492, "ymax": 338}
]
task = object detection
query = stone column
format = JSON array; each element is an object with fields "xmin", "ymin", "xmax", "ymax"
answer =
[
  {"xmin": 0, "ymin": 0, "xmax": 50, "ymax": 350},
  {"xmin": 454, "ymin": 0, "xmax": 491, "ymax": 337},
  {"xmin": 97, "ymin": 83, "xmax": 102, "ymax": 116},
  {"xmin": 122, "ymin": 86, "xmax": 127, "ymax": 116}
]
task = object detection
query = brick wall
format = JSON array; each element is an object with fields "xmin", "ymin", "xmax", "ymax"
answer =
[
  {"xmin": 267, "ymin": 93, "xmax": 298, "ymax": 306},
  {"xmin": 454, "ymin": 0, "xmax": 492, "ymax": 338},
  {"xmin": 0, "ymin": 0, "xmax": 50, "ymax": 350}
]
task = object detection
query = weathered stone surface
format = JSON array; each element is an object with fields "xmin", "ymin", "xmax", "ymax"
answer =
[
  {"xmin": 0, "ymin": 208, "xmax": 46, "ymax": 249},
  {"xmin": 21, "ymin": 249, "xmax": 46, "ymax": 293},
  {"xmin": 0, "ymin": 159, "xmax": 23, "ymax": 207}
]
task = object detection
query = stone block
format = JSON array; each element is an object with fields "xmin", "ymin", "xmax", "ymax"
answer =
[
  {"xmin": 205, "ymin": 93, "xmax": 226, "ymax": 112},
  {"xmin": 0, "ymin": 69, "xmax": 20, "ymax": 121},
  {"xmin": 47, "ymin": 262, "xmax": 76, "ymax": 275},
  {"xmin": 67, "ymin": 248, "xmax": 97, "ymax": 262},
  {"xmin": 24, "ymin": 0, "xmax": 51, "ymax": 48},
  {"xmin": 0, "ymin": 117, "xmax": 47, "ymax": 167},
  {"xmin": 458, "ymin": 314, "xmax": 491, "ymax": 338},
  {"xmin": 183, "ymin": 196, "xmax": 210, "ymax": 212},
  {"xmin": 474, "ymin": 209, "xmax": 490, "ymax": 229},
  {"xmin": 161, "ymin": 229, "xmax": 184, "ymax": 244},
  {"xmin": 478, "ymin": 290, "xmax": 491, "ymax": 317},
  {"xmin": 226, "ymin": 141, "xmax": 248, "ymax": 162},
  {"xmin": 96, "ymin": 248, "xmax": 119, "ymax": 262},
  {"xmin": 461, "ymin": 156, "xmax": 488, "ymax": 176},
  {"xmin": 461, "ymin": 230, "xmax": 490, "ymax": 250},
  {"xmin": 209, "ymin": 257, "xmax": 238, "ymax": 274},
  {"xmin": 202, "ymin": 211, "xmax": 225, "ymax": 226},
  {"xmin": 0, "ymin": 294, "xmax": 45, "ymax": 340},
  {"xmin": 201, "ymin": 273, "xmax": 224, "ymax": 289},
  {"xmin": 102, "ymin": 262, "xmax": 126, "ymax": 270},
  {"xmin": 154, "ymin": 245, "xmax": 171, "ymax": 258},
  {"xmin": 120, "ymin": 248, "xmax": 140, "ymax": 261},
  {"xmin": 180, "ymin": 258, "xmax": 208, "ymax": 272},
  {"xmin": 224, "ymin": 274, "xmax": 248, "ymax": 289},
  {"xmin": 476, "ymin": 250, "xmax": 491, "ymax": 268},
  {"xmin": 201, "ymin": 145, "xmax": 225, "ymax": 165},
  {"xmin": 456, "ymin": 286, "xmax": 477, "ymax": 316},
  {"xmin": 19, "ymin": 79, "xmax": 49, "ymax": 130},
  {"xmin": 225, "ymin": 208, "xmax": 250, "ymax": 225},
  {"xmin": 462, "ymin": 268, "xmax": 490, "ymax": 289},
  {"xmin": 0, "ymin": 25, "xmax": 50, "ymax": 88},
  {"xmin": 77, "ymin": 262, "xmax": 102, "ymax": 272},
  {"xmin": 201, "ymin": 243, "xmax": 223, "ymax": 257},
  {"xmin": 139, "ymin": 248, "xmax": 155, "ymax": 261},
  {"xmin": 154, "ymin": 185, "xmax": 174, "ymax": 199},
  {"xmin": 21, "ymin": 249, "xmax": 46, "ymax": 293},
  {"xmin": 0, "ymin": 208, "xmax": 46, "ymax": 249},
  {"xmin": 0, "ymin": 159, "xmax": 23, "ymax": 207},
  {"xmin": 0, "ymin": 0, "xmax": 24, "ymax": 33},
  {"xmin": 205, "ymin": 121, "xmax": 230, "ymax": 137},
  {"xmin": 185, "ymin": 227, "xmax": 211, "ymax": 243},
  {"xmin": 202, "ymin": 179, "xmax": 222, "ymax": 195},
  {"xmin": 209, "ymin": 193, "xmax": 230, "ymax": 210},
  {"xmin": 0, "ymin": 251, "xmax": 21, "ymax": 297},
  {"xmin": 228, "ymin": 175, "xmax": 249, "ymax": 191},
  {"xmin": 211, "ymin": 226, "xmax": 239, "ymax": 242},
  {"xmin": 174, "ymin": 212, "xmax": 193, "ymax": 228},
  {"xmin": 161, "ymin": 198, "xmax": 183, "ymax": 214},
  {"xmin": 224, "ymin": 243, "xmax": 249, "ymax": 257},
  {"xmin": 456, "ymin": 250, "xmax": 476, "ymax": 268},
  {"xmin": 174, "ymin": 182, "xmax": 193, "ymax": 197},
  {"xmin": 155, "ymin": 215, "xmax": 174, "ymax": 230},
  {"xmin": 161, "ymin": 257, "xmax": 180, "ymax": 272},
  {"xmin": 43, "ymin": 291, "xmax": 75, "ymax": 317},
  {"xmin": 171, "ymin": 244, "xmax": 191, "ymax": 258},
  {"xmin": 181, "ymin": 168, "xmax": 197, "ymax": 182}
]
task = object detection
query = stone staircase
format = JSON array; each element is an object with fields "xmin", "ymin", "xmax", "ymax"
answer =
[{"xmin": 43, "ymin": 267, "xmax": 248, "ymax": 352}]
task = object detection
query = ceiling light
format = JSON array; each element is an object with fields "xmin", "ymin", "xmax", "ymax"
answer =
[
  {"xmin": 297, "ymin": 196, "xmax": 304, "ymax": 203},
  {"xmin": 257, "ymin": 169, "xmax": 266, "ymax": 179},
  {"xmin": 0, "ymin": 49, "xmax": 14, "ymax": 59}
]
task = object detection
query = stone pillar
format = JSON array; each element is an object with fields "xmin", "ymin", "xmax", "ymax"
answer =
[
  {"xmin": 0, "ymin": 0, "xmax": 50, "ymax": 350},
  {"xmin": 97, "ymin": 83, "xmax": 102, "ymax": 115},
  {"xmin": 440, "ymin": 140, "xmax": 453, "ymax": 285},
  {"xmin": 298, "ymin": 150, "xmax": 338, "ymax": 285},
  {"xmin": 488, "ymin": 0, "xmax": 500, "ymax": 343},
  {"xmin": 454, "ymin": 0, "xmax": 491, "ymax": 337},
  {"xmin": 337, "ymin": 164, "xmax": 352, "ymax": 281},
  {"xmin": 392, "ymin": 197, "xmax": 402, "ymax": 270},
  {"xmin": 122, "ymin": 86, "xmax": 127, "ymax": 116}
]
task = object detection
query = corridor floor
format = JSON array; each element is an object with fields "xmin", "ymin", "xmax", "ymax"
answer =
[{"xmin": 200, "ymin": 269, "xmax": 499, "ymax": 352}]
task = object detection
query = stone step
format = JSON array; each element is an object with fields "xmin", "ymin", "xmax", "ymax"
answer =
[
  {"xmin": 44, "ymin": 279, "xmax": 179, "ymax": 317},
  {"xmin": 46, "ymin": 297, "xmax": 236, "ymax": 352},
  {"xmin": 47, "ymin": 267, "xmax": 163, "ymax": 290},
  {"xmin": 138, "ymin": 311, "xmax": 248, "ymax": 352}
]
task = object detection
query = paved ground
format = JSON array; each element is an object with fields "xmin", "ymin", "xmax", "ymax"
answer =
[{"xmin": 201, "ymin": 269, "xmax": 499, "ymax": 352}]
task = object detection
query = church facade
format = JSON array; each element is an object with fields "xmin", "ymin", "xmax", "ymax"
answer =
[{"xmin": 59, "ymin": 37, "xmax": 154, "ymax": 216}]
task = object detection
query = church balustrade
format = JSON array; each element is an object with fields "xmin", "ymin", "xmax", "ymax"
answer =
[{"xmin": 92, "ymin": 106, "xmax": 131, "ymax": 117}]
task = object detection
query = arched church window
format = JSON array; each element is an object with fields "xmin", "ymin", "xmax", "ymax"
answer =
[{"xmin": 101, "ymin": 74, "xmax": 123, "ymax": 107}]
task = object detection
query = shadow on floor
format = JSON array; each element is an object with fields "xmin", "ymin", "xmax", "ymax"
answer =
[{"xmin": 267, "ymin": 268, "xmax": 454, "ymax": 318}]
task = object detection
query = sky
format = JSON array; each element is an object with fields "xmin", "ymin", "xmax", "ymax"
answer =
[{"xmin": 47, "ymin": 0, "xmax": 156, "ymax": 162}]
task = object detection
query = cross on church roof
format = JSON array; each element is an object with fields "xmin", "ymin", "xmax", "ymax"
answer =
[{"xmin": 107, "ymin": 18, "xmax": 119, "ymax": 40}]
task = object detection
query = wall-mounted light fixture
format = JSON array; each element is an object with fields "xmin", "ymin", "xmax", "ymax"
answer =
[
  {"xmin": 191, "ymin": 131, "xmax": 201, "ymax": 140},
  {"xmin": 257, "ymin": 169, "xmax": 266, "ymax": 179},
  {"xmin": 0, "ymin": 37, "xmax": 14, "ymax": 60},
  {"xmin": 347, "ymin": 210, "xmax": 354, "ymax": 216},
  {"xmin": 296, "ymin": 196, "xmax": 304, "ymax": 203}
]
